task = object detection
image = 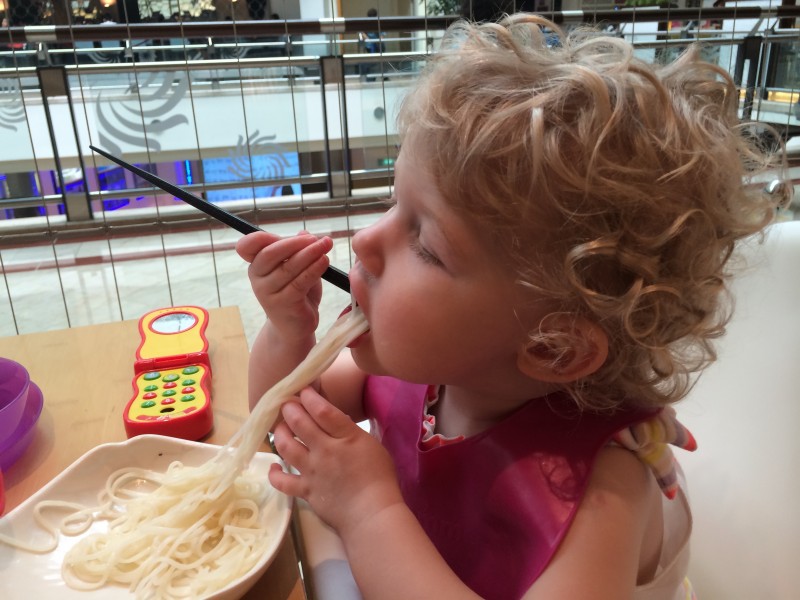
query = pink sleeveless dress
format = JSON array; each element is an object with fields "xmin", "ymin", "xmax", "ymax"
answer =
[{"xmin": 362, "ymin": 375, "xmax": 691, "ymax": 599}]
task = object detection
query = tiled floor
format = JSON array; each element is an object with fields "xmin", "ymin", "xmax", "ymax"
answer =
[{"xmin": 0, "ymin": 211, "xmax": 383, "ymax": 347}]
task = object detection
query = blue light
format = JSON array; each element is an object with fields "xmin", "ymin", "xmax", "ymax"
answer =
[{"xmin": 184, "ymin": 160, "xmax": 193, "ymax": 185}]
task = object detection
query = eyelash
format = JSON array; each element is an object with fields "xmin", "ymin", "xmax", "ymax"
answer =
[
  {"xmin": 384, "ymin": 195, "xmax": 443, "ymax": 267},
  {"xmin": 410, "ymin": 238, "xmax": 442, "ymax": 266}
]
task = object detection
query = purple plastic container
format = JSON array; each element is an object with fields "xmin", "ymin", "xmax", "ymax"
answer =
[
  {"xmin": 0, "ymin": 358, "xmax": 30, "ymax": 443},
  {"xmin": 0, "ymin": 382, "xmax": 43, "ymax": 471}
]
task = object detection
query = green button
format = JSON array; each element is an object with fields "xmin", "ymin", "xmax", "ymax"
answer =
[
  {"xmin": 141, "ymin": 400, "xmax": 156, "ymax": 408},
  {"xmin": 182, "ymin": 366, "xmax": 200, "ymax": 375},
  {"xmin": 182, "ymin": 378, "xmax": 196, "ymax": 385},
  {"xmin": 144, "ymin": 384, "xmax": 158, "ymax": 392},
  {"xmin": 162, "ymin": 389, "xmax": 176, "ymax": 397},
  {"xmin": 143, "ymin": 372, "xmax": 160, "ymax": 381},
  {"xmin": 180, "ymin": 394, "xmax": 196, "ymax": 402},
  {"xmin": 162, "ymin": 374, "xmax": 180, "ymax": 382}
]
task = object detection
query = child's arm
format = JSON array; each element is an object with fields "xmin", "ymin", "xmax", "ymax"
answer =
[
  {"xmin": 271, "ymin": 389, "xmax": 660, "ymax": 599},
  {"xmin": 270, "ymin": 387, "xmax": 483, "ymax": 599},
  {"xmin": 236, "ymin": 230, "xmax": 368, "ymax": 419},
  {"xmin": 236, "ymin": 231, "xmax": 334, "ymax": 411}
]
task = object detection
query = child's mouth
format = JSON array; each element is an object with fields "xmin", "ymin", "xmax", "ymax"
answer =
[{"xmin": 339, "ymin": 304, "xmax": 369, "ymax": 348}]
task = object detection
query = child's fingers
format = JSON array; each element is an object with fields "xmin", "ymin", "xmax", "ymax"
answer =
[
  {"xmin": 272, "ymin": 418, "xmax": 310, "ymax": 470},
  {"xmin": 235, "ymin": 231, "xmax": 281, "ymax": 262},
  {"xmin": 280, "ymin": 396, "xmax": 333, "ymax": 449},
  {"xmin": 236, "ymin": 230, "xmax": 323, "ymax": 265},
  {"xmin": 251, "ymin": 236, "xmax": 333, "ymax": 294},
  {"xmin": 267, "ymin": 463, "xmax": 308, "ymax": 499},
  {"xmin": 297, "ymin": 387, "xmax": 355, "ymax": 440},
  {"xmin": 249, "ymin": 235, "xmax": 329, "ymax": 276},
  {"xmin": 286, "ymin": 253, "xmax": 330, "ymax": 296},
  {"xmin": 248, "ymin": 234, "xmax": 316, "ymax": 273}
]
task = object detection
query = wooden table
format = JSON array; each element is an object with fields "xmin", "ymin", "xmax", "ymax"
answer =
[{"xmin": 0, "ymin": 306, "xmax": 306, "ymax": 600}]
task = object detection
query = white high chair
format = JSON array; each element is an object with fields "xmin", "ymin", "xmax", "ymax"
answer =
[
  {"xmin": 295, "ymin": 221, "xmax": 800, "ymax": 600},
  {"xmin": 681, "ymin": 220, "xmax": 800, "ymax": 599}
]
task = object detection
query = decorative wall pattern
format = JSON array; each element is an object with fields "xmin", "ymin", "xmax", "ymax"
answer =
[
  {"xmin": 0, "ymin": 79, "xmax": 26, "ymax": 132},
  {"xmin": 96, "ymin": 71, "xmax": 190, "ymax": 155}
]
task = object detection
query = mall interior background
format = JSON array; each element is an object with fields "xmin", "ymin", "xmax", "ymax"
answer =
[
  {"xmin": 0, "ymin": 0, "xmax": 797, "ymax": 344},
  {"xmin": 0, "ymin": 5, "xmax": 798, "ymax": 600}
]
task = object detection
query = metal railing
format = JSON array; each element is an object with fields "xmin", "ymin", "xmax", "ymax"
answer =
[
  {"xmin": 0, "ymin": 10, "xmax": 798, "ymax": 337},
  {"xmin": 0, "ymin": 10, "xmax": 797, "ymax": 225}
]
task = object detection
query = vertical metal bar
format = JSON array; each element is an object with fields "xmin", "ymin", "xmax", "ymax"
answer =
[
  {"xmin": 36, "ymin": 65, "xmax": 93, "ymax": 221},
  {"xmin": 739, "ymin": 35, "xmax": 763, "ymax": 120},
  {"xmin": 319, "ymin": 56, "xmax": 334, "ymax": 197},
  {"xmin": 733, "ymin": 37, "xmax": 747, "ymax": 85},
  {"xmin": 340, "ymin": 57, "xmax": 352, "ymax": 198},
  {"xmin": 319, "ymin": 55, "xmax": 351, "ymax": 198},
  {"xmin": 763, "ymin": 39, "xmax": 781, "ymax": 98},
  {"xmin": 779, "ymin": 0, "xmax": 797, "ymax": 29}
]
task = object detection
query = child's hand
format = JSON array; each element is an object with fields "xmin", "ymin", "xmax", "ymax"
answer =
[
  {"xmin": 269, "ymin": 387, "xmax": 404, "ymax": 537},
  {"xmin": 236, "ymin": 231, "xmax": 334, "ymax": 339}
]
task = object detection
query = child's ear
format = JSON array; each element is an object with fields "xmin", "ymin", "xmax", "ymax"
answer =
[{"xmin": 516, "ymin": 316, "xmax": 608, "ymax": 384}]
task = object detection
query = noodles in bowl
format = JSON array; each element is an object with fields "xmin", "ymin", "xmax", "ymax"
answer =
[
  {"xmin": 0, "ymin": 436, "xmax": 291, "ymax": 600},
  {"xmin": 0, "ymin": 306, "xmax": 370, "ymax": 599}
]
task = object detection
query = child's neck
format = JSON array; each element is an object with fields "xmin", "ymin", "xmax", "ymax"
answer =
[{"xmin": 433, "ymin": 382, "xmax": 556, "ymax": 439}]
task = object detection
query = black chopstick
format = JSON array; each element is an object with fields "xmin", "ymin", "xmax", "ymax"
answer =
[{"xmin": 89, "ymin": 145, "xmax": 350, "ymax": 293}]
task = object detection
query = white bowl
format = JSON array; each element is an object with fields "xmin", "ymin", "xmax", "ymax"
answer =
[{"xmin": 0, "ymin": 435, "xmax": 292, "ymax": 599}]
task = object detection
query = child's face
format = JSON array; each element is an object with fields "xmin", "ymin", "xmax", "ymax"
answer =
[{"xmin": 348, "ymin": 141, "xmax": 540, "ymax": 391}]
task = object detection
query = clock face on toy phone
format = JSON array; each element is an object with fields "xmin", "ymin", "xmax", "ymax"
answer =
[{"xmin": 150, "ymin": 312, "xmax": 198, "ymax": 334}]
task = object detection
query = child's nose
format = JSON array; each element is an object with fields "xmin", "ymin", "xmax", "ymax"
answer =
[{"xmin": 351, "ymin": 218, "xmax": 386, "ymax": 276}]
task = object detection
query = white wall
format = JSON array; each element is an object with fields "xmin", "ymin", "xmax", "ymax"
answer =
[{"xmin": 0, "ymin": 78, "xmax": 408, "ymax": 171}]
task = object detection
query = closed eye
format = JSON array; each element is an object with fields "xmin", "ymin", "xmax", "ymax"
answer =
[{"xmin": 410, "ymin": 238, "xmax": 443, "ymax": 266}]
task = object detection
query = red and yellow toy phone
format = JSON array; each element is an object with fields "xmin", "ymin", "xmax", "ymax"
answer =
[{"xmin": 125, "ymin": 306, "xmax": 213, "ymax": 440}]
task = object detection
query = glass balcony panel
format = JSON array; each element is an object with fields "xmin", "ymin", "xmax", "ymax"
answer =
[
  {"xmin": 0, "ymin": 239, "xmax": 70, "ymax": 334},
  {"xmin": 199, "ymin": 64, "xmax": 309, "ymax": 214},
  {"xmin": 104, "ymin": 227, "xmax": 172, "ymax": 319},
  {"xmin": 0, "ymin": 75, "xmax": 61, "ymax": 220},
  {"xmin": 344, "ymin": 52, "xmax": 422, "ymax": 187}
]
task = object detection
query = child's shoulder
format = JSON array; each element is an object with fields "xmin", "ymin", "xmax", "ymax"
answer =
[
  {"xmin": 529, "ymin": 445, "xmax": 663, "ymax": 598},
  {"xmin": 590, "ymin": 444, "xmax": 660, "ymax": 506}
]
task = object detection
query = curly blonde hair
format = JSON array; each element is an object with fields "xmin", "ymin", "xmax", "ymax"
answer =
[{"xmin": 398, "ymin": 14, "xmax": 780, "ymax": 412}]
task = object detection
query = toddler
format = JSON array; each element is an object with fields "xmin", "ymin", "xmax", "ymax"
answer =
[{"xmin": 236, "ymin": 14, "xmax": 778, "ymax": 599}]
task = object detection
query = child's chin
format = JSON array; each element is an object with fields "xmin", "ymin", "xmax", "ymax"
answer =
[{"xmin": 349, "ymin": 342, "xmax": 383, "ymax": 375}]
